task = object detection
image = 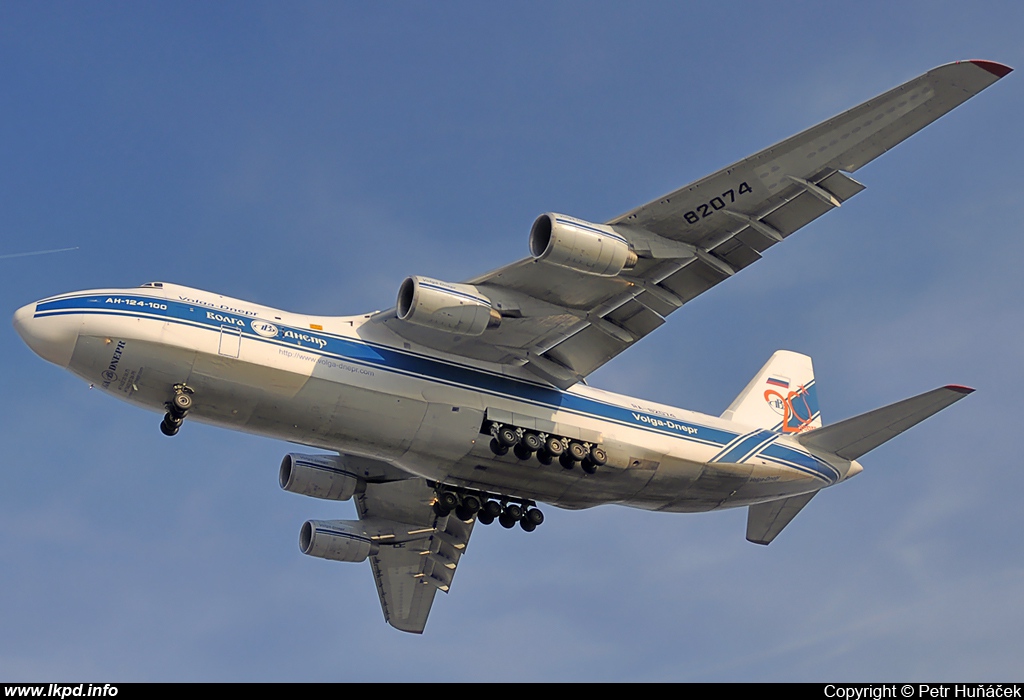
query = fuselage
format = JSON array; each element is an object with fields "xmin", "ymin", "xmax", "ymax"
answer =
[{"xmin": 13, "ymin": 282, "xmax": 860, "ymax": 512}]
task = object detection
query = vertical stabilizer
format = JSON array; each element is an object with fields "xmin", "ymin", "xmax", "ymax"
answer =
[{"xmin": 722, "ymin": 350, "xmax": 821, "ymax": 434}]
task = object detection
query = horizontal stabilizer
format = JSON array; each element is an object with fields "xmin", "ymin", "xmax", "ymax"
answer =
[
  {"xmin": 746, "ymin": 491, "xmax": 818, "ymax": 545},
  {"xmin": 797, "ymin": 385, "xmax": 973, "ymax": 461}
]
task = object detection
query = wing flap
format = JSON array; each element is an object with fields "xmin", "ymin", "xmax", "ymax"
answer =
[{"xmin": 356, "ymin": 478, "xmax": 476, "ymax": 634}]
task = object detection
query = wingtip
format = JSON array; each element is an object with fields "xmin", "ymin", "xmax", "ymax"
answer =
[
  {"xmin": 944, "ymin": 384, "xmax": 975, "ymax": 395},
  {"xmin": 967, "ymin": 60, "xmax": 1013, "ymax": 78}
]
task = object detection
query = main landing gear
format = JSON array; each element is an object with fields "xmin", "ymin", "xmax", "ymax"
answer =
[
  {"xmin": 486, "ymin": 421, "xmax": 607, "ymax": 474},
  {"xmin": 431, "ymin": 485, "xmax": 545, "ymax": 533},
  {"xmin": 159, "ymin": 384, "xmax": 194, "ymax": 437}
]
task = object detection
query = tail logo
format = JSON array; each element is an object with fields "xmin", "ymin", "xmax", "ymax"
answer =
[{"xmin": 764, "ymin": 380, "xmax": 816, "ymax": 434}]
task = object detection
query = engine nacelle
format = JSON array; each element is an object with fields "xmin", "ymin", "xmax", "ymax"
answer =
[
  {"xmin": 529, "ymin": 213, "xmax": 637, "ymax": 276},
  {"xmin": 396, "ymin": 276, "xmax": 500, "ymax": 336},
  {"xmin": 300, "ymin": 520, "xmax": 379, "ymax": 563},
  {"xmin": 279, "ymin": 453, "xmax": 365, "ymax": 501}
]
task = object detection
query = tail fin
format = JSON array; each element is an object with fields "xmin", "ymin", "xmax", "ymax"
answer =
[
  {"xmin": 798, "ymin": 385, "xmax": 974, "ymax": 460},
  {"xmin": 722, "ymin": 350, "xmax": 821, "ymax": 433}
]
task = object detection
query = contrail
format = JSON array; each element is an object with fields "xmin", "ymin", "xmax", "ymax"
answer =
[{"xmin": 0, "ymin": 246, "xmax": 79, "ymax": 260}]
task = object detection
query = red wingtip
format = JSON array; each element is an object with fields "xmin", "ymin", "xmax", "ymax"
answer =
[
  {"xmin": 968, "ymin": 60, "xmax": 1013, "ymax": 78},
  {"xmin": 945, "ymin": 384, "xmax": 975, "ymax": 395}
]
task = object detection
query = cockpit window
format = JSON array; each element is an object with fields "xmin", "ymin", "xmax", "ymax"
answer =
[{"xmin": 139, "ymin": 282, "xmax": 164, "ymax": 288}]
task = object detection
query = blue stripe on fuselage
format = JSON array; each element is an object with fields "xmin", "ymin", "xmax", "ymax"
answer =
[{"xmin": 34, "ymin": 293, "xmax": 836, "ymax": 483}]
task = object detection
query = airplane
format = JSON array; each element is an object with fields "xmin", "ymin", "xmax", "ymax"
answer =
[{"xmin": 12, "ymin": 60, "xmax": 1010, "ymax": 634}]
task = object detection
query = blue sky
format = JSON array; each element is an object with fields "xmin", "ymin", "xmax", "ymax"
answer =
[{"xmin": 2, "ymin": 1, "xmax": 1023, "ymax": 681}]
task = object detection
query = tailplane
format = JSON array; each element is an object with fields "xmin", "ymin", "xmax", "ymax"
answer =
[
  {"xmin": 722, "ymin": 350, "xmax": 821, "ymax": 434},
  {"xmin": 797, "ymin": 385, "xmax": 974, "ymax": 461}
]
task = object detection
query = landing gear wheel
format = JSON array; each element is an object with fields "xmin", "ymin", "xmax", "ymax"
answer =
[
  {"xmin": 581, "ymin": 458, "xmax": 597, "ymax": 475},
  {"xmin": 489, "ymin": 438, "xmax": 509, "ymax": 456},
  {"xmin": 498, "ymin": 512, "xmax": 517, "ymax": 528},
  {"xmin": 433, "ymin": 502, "xmax": 452, "ymax": 518},
  {"xmin": 159, "ymin": 415, "xmax": 180, "ymax": 436},
  {"xmin": 496, "ymin": 426, "xmax": 519, "ymax": 447},
  {"xmin": 172, "ymin": 391, "xmax": 193, "ymax": 414},
  {"xmin": 544, "ymin": 436, "xmax": 564, "ymax": 457},
  {"xmin": 519, "ymin": 519, "xmax": 537, "ymax": 533},
  {"xmin": 481, "ymin": 500, "xmax": 502, "ymax": 520},
  {"xmin": 559, "ymin": 452, "xmax": 576, "ymax": 469},
  {"xmin": 589, "ymin": 447, "xmax": 607, "ymax": 466},
  {"xmin": 503, "ymin": 503, "xmax": 522, "ymax": 521},
  {"xmin": 521, "ymin": 432, "xmax": 543, "ymax": 452},
  {"xmin": 513, "ymin": 442, "xmax": 533, "ymax": 461},
  {"xmin": 437, "ymin": 491, "xmax": 459, "ymax": 512},
  {"xmin": 568, "ymin": 441, "xmax": 589, "ymax": 462},
  {"xmin": 536, "ymin": 450, "xmax": 553, "ymax": 466},
  {"xmin": 455, "ymin": 495, "xmax": 481, "ymax": 521},
  {"xmin": 524, "ymin": 508, "xmax": 544, "ymax": 526},
  {"xmin": 477, "ymin": 511, "xmax": 495, "ymax": 525}
]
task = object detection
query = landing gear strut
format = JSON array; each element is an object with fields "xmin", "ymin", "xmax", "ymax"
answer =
[{"xmin": 160, "ymin": 384, "xmax": 194, "ymax": 437}]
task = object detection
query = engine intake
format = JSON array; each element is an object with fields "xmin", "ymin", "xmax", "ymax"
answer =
[
  {"xmin": 279, "ymin": 453, "xmax": 365, "ymax": 501},
  {"xmin": 396, "ymin": 276, "xmax": 500, "ymax": 336},
  {"xmin": 529, "ymin": 213, "xmax": 637, "ymax": 276}
]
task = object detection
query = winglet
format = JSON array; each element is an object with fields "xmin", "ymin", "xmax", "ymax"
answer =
[{"xmin": 967, "ymin": 60, "xmax": 1013, "ymax": 78}]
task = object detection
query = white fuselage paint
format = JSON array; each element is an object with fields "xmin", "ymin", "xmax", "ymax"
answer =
[{"xmin": 14, "ymin": 283, "xmax": 859, "ymax": 512}]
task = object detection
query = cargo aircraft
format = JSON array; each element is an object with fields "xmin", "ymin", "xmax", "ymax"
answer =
[{"xmin": 13, "ymin": 60, "xmax": 1010, "ymax": 633}]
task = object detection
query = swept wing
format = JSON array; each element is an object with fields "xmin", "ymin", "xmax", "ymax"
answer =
[{"xmin": 384, "ymin": 61, "xmax": 1010, "ymax": 388}]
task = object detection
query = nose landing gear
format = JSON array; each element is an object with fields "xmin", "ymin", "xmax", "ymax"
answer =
[{"xmin": 159, "ymin": 384, "xmax": 194, "ymax": 437}]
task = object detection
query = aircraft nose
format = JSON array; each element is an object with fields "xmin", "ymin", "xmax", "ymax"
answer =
[{"xmin": 12, "ymin": 302, "xmax": 78, "ymax": 368}]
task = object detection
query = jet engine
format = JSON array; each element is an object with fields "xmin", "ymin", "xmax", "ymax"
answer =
[
  {"xmin": 299, "ymin": 520, "xmax": 378, "ymax": 563},
  {"xmin": 396, "ymin": 276, "xmax": 500, "ymax": 336},
  {"xmin": 279, "ymin": 453, "xmax": 365, "ymax": 501},
  {"xmin": 529, "ymin": 213, "xmax": 638, "ymax": 276}
]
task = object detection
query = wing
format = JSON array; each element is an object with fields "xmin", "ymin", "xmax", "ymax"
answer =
[
  {"xmin": 355, "ymin": 477, "xmax": 474, "ymax": 634},
  {"xmin": 383, "ymin": 61, "xmax": 1010, "ymax": 388}
]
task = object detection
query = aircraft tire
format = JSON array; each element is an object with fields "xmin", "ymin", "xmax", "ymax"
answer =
[
  {"xmin": 536, "ymin": 450, "xmax": 553, "ymax": 466},
  {"xmin": 497, "ymin": 426, "xmax": 519, "ymax": 447},
  {"xmin": 172, "ymin": 392, "xmax": 193, "ymax": 414},
  {"xmin": 522, "ymin": 432, "xmax": 543, "ymax": 452},
  {"xmin": 559, "ymin": 452, "xmax": 575, "ymax": 469},
  {"xmin": 581, "ymin": 459, "xmax": 597, "ymax": 475},
  {"xmin": 513, "ymin": 443, "xmax": 532, "ymax": 461},
  {"xmin": 159, "ymin": 417, "xmax": 179, "ymax": 437},
  {"xmin": 544, "ymin": 436, "xmax": 564, "ymax": 456},
  {"xmin": 456, "ymin": 495, "xmax": 481, "ymax": 521},
  {"xmin": 489, "ymin": 438, "xmax": 508, "ymax": 456},
  {"xmin": 519, "ymin": 519, "xmax": 536, "ymax": 533},
  {"xmin": 437, "ymin": 491, "xmax": 459, "ymax": 511},
  {"xmin": 568, "ymin": 441, "xmax": 589, "ymax": 462},
  {"xmin": 524, "ymin": 508, "xmax": 544, "ymax": 526},
  {"xmin": 589, "ymin": 447, "xmax": 607, "ymax": 466}
]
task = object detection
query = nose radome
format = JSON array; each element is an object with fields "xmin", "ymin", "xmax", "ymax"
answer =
[{"xmin": 13, "ymin": 302, "xmax": 78, "ymax": 368}]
